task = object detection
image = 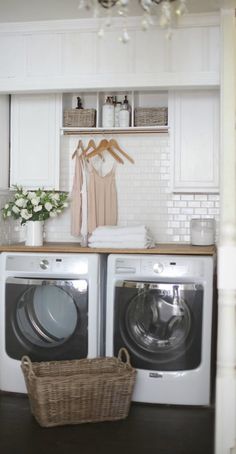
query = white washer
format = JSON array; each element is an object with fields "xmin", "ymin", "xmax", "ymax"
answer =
[
  {"xmin": 0, "ymin": 252, "xmax": 106, "ymax": 393},
  {"xmin": 106, "ymin": 254, "xmax": 215, "ymax": 406}
]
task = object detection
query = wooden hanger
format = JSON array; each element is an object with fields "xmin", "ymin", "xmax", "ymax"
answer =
[
  {"xmin": 107, "ymin": 146, "xmax": 124, "ymax": 164},
  {"xmin": 86, "ymin": 139, "xmax": 124, "ymax": 164},
  {"xmin": 72, "ymin": 139, "xmax": 85, "ymax": 159},
  {"xmin": 85, "ymin": 139, "xmax": 103, "ymax": 160},
  {"xmin": 84, "ymin": 139, "xmax": 96, "ymax": 153},
  {"xmin": 109, "ymin": 138, "xmax": 135, "ymax": 164}
]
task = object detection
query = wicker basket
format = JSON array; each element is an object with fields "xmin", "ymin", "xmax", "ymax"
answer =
[
  {"xmin": 63, "ymin": 109, "xmax": 96, "ymax": 127},
  {"xmin": 21, "ymin": 348, "xmax": 136, "ymax": 428},
  {"xmin": 134, "ymin": 107, "xmax": 168, "ymax": 127}
]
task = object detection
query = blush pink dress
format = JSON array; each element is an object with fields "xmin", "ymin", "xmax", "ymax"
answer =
[{"xmin": 88, "ymin": 163, "xmax": 117, "ymax": 234}]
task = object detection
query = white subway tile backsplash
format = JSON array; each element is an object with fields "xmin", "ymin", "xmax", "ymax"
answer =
[
  {"xmin": 40, "ymin": 134, "xmax": 220, "ymax": 245},
  {"xmin": 208, "ymin": 194, "xmax": 220, "ymax": 201},
  {"xmin": 195, "ymin": 195, "xmax": 208, "ymax": 201},
  {"xmin": 181, "ymin": 208, "xmax": 194, "ymax": 215},
  {"xmin": 174, "ymin": 201, "xmax": 187, "ymax": 208},
  {"xmin": 208, "ymin": 208, "xmax": 219, "ymax": 215},
  {"xmin": 201, "ymin": 201, "xmax": 214, "ymax": 208},
  {"xmin": 189, "ymin": 201, "xmax": 201, "ymax": 208},
  {"xmin": 182, "ymin": 195, "xmax": 194, "ymax": 201}
]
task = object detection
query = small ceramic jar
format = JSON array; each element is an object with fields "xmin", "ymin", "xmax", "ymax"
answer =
[{"xmin": 190, "ymin": 218, "xmax": 215, "ymax": 246}]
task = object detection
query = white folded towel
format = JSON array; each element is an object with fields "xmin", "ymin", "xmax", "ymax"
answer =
[
  {"xmin": 89, "ymin": 233, "xmax": 153, "ymax": 243},
  {"xmin": 88, "ymin": 240, "xmax": 155, "ymax": 249},
  {"xmin": 90, "ymin": 225, "xmax": 148, "ymax": 238},
  {"xmin": 89, "ymin": 225, "xmax": 155, "ymax": 249}
]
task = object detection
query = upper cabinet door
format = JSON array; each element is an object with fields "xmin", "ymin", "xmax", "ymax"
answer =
[
  {"xmin": 0, "ymin": 95, "xmax": 10, "ymax": 189},
  {"xmin": 169, "ymin": 89, "xmax": 220, "ymax": 193},
  {"xmin": 10, "ymin": 94, "xmax": 61, "ymax": 189}
]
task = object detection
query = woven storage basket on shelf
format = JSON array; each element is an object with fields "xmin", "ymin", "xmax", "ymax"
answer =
[
  {"xmin": 21, "ymin": 348, "xmax": 136, "ymax": 428},
  {"xmin": 63, "ymin": 109, "xmax": 96, "ymax": 127},
  {"xmin": 134, "ymin": 107, "xmax": 168, "ymax": 127}
]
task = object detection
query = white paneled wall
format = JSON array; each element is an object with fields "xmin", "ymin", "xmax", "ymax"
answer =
[{"xmin": 44, "ymin": 134, "xmax": 220, "ymax": 244}]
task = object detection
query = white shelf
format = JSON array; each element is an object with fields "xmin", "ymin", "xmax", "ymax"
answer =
[
  {"xmin": 62, "ymin": 90, "xmax": 169, "ymax": 133},
  {"xmin": 61, "ymin": 126, "xmax": 169, "ymax": 135}
]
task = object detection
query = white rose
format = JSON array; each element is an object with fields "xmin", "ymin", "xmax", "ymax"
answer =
[
  {"xmin": 6, "ymin": 210, "xmax": 11, "ymax": 217},
  {"xmin": 21, "ymin": 209, "xmax": 32, "ymax": 220},
  {"xmin": 45, "ymin": 202, "xmax": 53, "ymax": 211},
  {"xmin": 49, "ymin": 211, "xmax": 57, "ymax": 218},
  {"xmin": 15, "ymin": 198, "xmax": 27, "ymax": 208},
  {"xmin": 31, "ymin": 197, "xmax": 40, "ymax": 206},
  {"xmin": 51, "ymin": 193, "xmax": 60, "ymax": 201},
  {"xmin": 33, "ymin": 205, "xmax": 42, "ymax": 212},
  {"xmin": 28, "ymin": 192, "xmax": 36, "ymax": 200},
  {"xmin": 4, "ymin": 204, "xmax": 9, "ymax": 209},
  {"xmin": 63, "ymin": 202, "xmax": 68, "ymax": 208},
  {"xmin": 12, "ymin": 206, "xmax": 20, "ymax": 214}
]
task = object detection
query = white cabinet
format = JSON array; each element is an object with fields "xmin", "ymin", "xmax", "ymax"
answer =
[
  {"xmin": 10, "ymin": 94, "xmax": 62, "ymax": 189},
  {"xmin": 0, "ymin": 15, "xmax": 219, "ymax": 92},
  {"xmin": 0, "ymin": 95, "xmax": 10, "ymax": 189},
  {"xmin": 169, "ymin": 89, "xmax": 219, "ymax": 193}
]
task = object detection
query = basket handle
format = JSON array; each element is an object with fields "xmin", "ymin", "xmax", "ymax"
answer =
[
  {"xmin": 21, "ymin": 356, "xmax": 34, "ymax": 377},
  {"xmin": 117, "ymin": 348, "xmax": 131, "ymax": 365}
]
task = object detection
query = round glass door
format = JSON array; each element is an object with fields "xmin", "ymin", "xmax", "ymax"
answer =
[
  {"xmin": 16, "ymin": 282, "xmax": 82, "ymax": 347},
  {"xmin": 124, "ymin": 290, "xmax": 191, "ymax": 354}
]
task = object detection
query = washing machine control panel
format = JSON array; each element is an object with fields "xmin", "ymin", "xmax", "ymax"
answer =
[
  {"xmin": 141, "ymin": 258, "xmax": 189, "ymax": 277},
  {"xmin": 114, "ymin": 256, "xmax": 204, "ymax": 278},
  {"xmin": 115, "ymin": 259, "xmax": 140, "ymax": 275},
  {"xmin": 140, "ymin": 257, "xmax": 205, "ymax": 278}
]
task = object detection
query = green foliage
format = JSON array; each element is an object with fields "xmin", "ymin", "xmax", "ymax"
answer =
[{"xmin": 2, "ymin": 186, "xmax": 69, "ymax": 225}]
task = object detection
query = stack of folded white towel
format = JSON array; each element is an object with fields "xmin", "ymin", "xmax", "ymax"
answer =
[{"xmin": 88, "ymin": 225, "xmax": 155, "ymax": 249}]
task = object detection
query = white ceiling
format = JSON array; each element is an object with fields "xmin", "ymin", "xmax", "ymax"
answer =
[{"xmin": 0, "ymin": 0, "xmax": 232, "ymax": 23}]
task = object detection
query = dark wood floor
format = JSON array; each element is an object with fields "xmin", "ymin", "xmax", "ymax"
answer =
[{"xmin": 0, "ymin": 393, "xmax": 214, "ymax": 454}]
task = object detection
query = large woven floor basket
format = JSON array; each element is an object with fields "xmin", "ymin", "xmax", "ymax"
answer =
[{"xmin": 21, "ymin": 348, "xmax": 136, "ymax": 428}]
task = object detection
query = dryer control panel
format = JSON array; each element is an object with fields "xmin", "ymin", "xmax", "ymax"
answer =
[
  {"xmin": 114, "ymin": 256, "xmax": 205, "ymax": 279},
  {"xmin": 5, "ymin": 254, "xmax": 89, "ymax": 275}
]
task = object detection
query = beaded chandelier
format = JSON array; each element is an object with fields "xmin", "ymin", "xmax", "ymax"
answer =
[{"xmin": 78, "ymin": 0, "xmax": 188, "ymax": 42}]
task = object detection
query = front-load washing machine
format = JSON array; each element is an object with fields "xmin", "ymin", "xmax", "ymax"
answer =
[
  {"xmin": 0, "ymin": 252, "xmax": 106, "ymax": 393},
  {"xmin": 106, "ymin": 254, "xmax": 215, "ymax": 406}
]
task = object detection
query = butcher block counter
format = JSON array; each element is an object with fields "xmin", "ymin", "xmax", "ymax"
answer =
[{"xmin": 0, "ymin": 242, "xmax": 216, "ymax": 255}]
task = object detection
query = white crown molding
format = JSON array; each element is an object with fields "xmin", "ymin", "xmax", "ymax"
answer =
[{"xmin": 0, "ymin": 12, "xmax": 220, "ymax": 34}]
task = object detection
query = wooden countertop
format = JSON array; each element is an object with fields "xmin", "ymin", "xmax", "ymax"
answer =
[{"xmin": 0, "ymin": 242, "xmax": 216, "ymax": 255}]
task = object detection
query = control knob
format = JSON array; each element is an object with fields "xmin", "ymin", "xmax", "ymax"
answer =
[
  {"xmin": 153, "ymin": 262, "xmax": 164, "ymax": 274},
  {"xmin": 40, "ymin": 259, "xmax": 49, "ymax": 270}
]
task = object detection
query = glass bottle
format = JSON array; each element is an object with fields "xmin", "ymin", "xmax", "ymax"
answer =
[
  {"xmin": 114, "ymin": 99, "xmax": 122, "ymax": 127},
  {"xmin": 119, "ymin": 96, "xmax": 130, "ymax": 128},
  {"xmin": 102, "ymin": 96, "xmax": 114, "ymax": 128}
]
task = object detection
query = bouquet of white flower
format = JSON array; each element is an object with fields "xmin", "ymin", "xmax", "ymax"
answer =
[{"xmin": 2, "ymin": 186, "xmax": 69, "ymax": 225}]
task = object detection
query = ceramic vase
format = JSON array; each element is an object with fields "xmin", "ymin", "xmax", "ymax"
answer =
[{"xmin": 25, "ymin": 221, "xmax": 44, "ymax": 246}]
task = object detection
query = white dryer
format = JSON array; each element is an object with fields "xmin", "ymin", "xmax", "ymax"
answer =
[
  {"xmin": 106, "ymin": 254, "xmax": 215, "ymax": 406},
  {"xmin": 0, "ymin": 252, "xmax": 106, "ymax": 393}
]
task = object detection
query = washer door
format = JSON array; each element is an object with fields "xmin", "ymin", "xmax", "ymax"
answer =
[
  {"xmin": 6, "ymin": 277, "xmax": 88, "ymax": 361},
  {"xmin": 114, "ymin": 281, "xmax": 203, "ymax": 371}
]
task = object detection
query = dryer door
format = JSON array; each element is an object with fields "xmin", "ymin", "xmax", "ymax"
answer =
[
  {"xmin": 5, "ymin": 277, "xmax": 88, "ymax": 361},
  {"xmin": 114, "ymin": 281, "xmax": 203, "ymax": 371}
]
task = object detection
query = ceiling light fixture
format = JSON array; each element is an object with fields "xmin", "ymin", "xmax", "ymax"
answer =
[{"xmin": 78, "ymin": 0, "xmax": 188, "ymax": 43}]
